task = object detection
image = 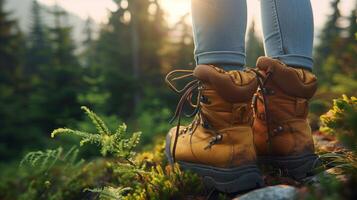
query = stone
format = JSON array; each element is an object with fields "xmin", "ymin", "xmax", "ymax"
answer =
[{"xmin": 233, "ymin": 185, "xmax": 298, "ymax": 200}]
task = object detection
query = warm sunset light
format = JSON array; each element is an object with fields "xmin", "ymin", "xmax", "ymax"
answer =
[
  {"xmin": 1, "ymin": 0, "xmax": 356, "ymax": 199},
  {"xmin": 37, "ymin": 0, "xmax": 355, "ymax": 38}
]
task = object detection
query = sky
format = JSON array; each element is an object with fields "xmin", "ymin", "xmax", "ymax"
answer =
[{"xmin": 39, "ymin": 0, "xmax": 355, "ymax": 36}]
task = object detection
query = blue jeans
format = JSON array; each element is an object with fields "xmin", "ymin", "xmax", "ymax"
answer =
[{"xmin": 192, "ymin": 0, "xmax": 314, "ymax": 70}]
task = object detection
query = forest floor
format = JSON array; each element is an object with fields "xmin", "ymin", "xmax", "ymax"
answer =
[{"xmin": 1, "ymin": 96, "xmax": 356, "ymax": 200}]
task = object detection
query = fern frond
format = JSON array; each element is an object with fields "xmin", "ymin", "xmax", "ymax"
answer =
[
  {"xmin": 81, "ymin": 106, "xmax": 110, "ymax": 135},
  {"xmin": 84, "ymin": 187, "xmax": 132, "ymax": 200},
  {"xmin": 115, "ymin": 123, "xmax": 127, "ymax": 136},
  {"xmin": 20, "ymin": 146, "xmax": 85, "ymax": 175},
  {"xmin": 124, "ymin": 132, "xmax": 141, "ymax": 159},
  {"xmin": 52, "ymin": 107, "xmax": 142, "ymax": 159},
  {"xmin": 51, "ymin": 128, "xmax": 101, "ymax": 146},
  {"xmin": 20, "ymin": 147, "xmax": 63, "ymax": 171}
]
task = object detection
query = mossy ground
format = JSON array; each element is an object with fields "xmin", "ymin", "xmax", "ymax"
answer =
[{"xmin": 0, "ymin": 96, "xmax": 356, "ymax": 200}]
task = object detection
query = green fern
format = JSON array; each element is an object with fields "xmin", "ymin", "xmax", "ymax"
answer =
[
  {"xmin": 20, "ymin": 146, "xmax": 83, "ymax": 172},
  {"xmin": 16, "ymin": 107, "xmax": 206, "ymax": 200},
  {"xmin": 51, "ymin": 106, "xmax": 141, "ymax": 159},
  {"xmin": 84, "ymin": 187, "xmax": 132, "ymax": 200}
]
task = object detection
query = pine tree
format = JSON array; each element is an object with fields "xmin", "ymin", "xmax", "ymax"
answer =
[
  {"xmin": 50, "ymin": 5, "xmax": 78, "ymax": 67},
  {"xmin": 81, "ymin": 17, "xmax": 95, "ymax": 68},
  {"xmin": 93, "ymin": 0, "xmax": 167, "ymax": 118},
  {"xmin": 171, "ymin": 14, "xmax": 195, "ymax": 69},
  {"xmin": 0, "ymin": 0, "xmax": 20, "ymax": 80},
  {"xmin": 26, "ymin": 0, "xmax": 52, "ymax": 74},
  {"xmin": 314, "ymin": 0, "xmax": 343, "ymax": 84},
  {"xmin": 29, "ymin": 5, "xmax": 83, "ymax": 134},
  {"xmin": 0, "ymin": 0, "xmax": 29, "ymax": 159},
  {"xmin": 92, "ymin": 3, "xmax": 136, "ymax": 117},
  {"xmin": 246, "ymin": 21, "xmax": 264, "ymax": 67},
  {"xmin": 78, "ymin": 17, "xmax": 111, "ymax": 113},
  {"xmin": 348, "ymin": 1, "xmax": 357, "ymax": 42}
]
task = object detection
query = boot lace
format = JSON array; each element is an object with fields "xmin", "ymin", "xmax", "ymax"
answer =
[
  {"xmin": 165, "ymin": 70, "xmax": 202, "ymax": 162},
  {"xmin": 251, "ymin": 68, "xmax": 274, "ymax": 154},
  {"xmin": 251, "ymin": 68, "xmax": 324, "ymax": 179},
  {"xmin": 165, "ymin": 69, "xmax": 223, "ymax": 162}
]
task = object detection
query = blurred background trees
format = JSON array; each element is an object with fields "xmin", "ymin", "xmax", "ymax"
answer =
[{"xmin": 0, "ymin": 0, "xmax": 356, "ymax": 162}]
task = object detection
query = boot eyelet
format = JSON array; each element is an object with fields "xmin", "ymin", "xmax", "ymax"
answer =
[
  {"xmin": 263, "ymin": 88, "xmax": 275, "ymax": 95},
  {"xmin": 200, "ymin": 95, "xmax": 210, "ymax": 104},
  {"xmin": 259, "ymin": 113, "xmax": 266, "ymax": 121},
  {"xmin": 203, "ymin": 123, "xmax": 208, "ymax": 129},
  {"xmin": 273, "ymin": 126, "xmax": 284, "ymax": 133}
]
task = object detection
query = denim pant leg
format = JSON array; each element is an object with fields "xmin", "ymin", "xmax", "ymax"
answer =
[
  {"xmin": 260, "ymin": 0, "xmax": 314, "ymax": 70},
  {"xmin": 192, "ymin": 0, "xmax": 247, "ymax": 66}
]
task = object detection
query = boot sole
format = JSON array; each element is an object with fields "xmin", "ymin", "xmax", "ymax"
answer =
[
  {"xmin": 165, "ymin": 134, "xmax": 264, "ymax": 193},
  {"xmin": 257, "ymin": 154, "xmax": 321, "ymax": 180}
]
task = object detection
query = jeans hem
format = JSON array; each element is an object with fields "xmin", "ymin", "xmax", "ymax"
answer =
[
  {"xmin": 195, "ymin": 51, "xmax": 246, "ymax": 66},
  {"xmin": 273, "ymin": 54, "xmax": 313, "ymax": 70}
]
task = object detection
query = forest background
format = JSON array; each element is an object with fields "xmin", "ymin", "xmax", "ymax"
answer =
[{"xmin": 0, "ymin": 0, "xmax": 356, "ymax": 198}]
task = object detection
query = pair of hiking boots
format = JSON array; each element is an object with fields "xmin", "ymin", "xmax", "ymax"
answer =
[{"xmin": 165, "ymin": 57, "xmax": 320, "ymax": 193}]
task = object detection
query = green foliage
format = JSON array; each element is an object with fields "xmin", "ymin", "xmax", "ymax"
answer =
[
  {"xmin": 0, "ymin": 0, "xmax": 31, "ymax": 160},
  {"xmin": 20, "ymin": 146, "xmax": 82, "ymax": 172},
  {"xmin": 319, "ymin": 152, "xmax": 357, "ymax": 172},
  {"xmin": 85, "ymin": 186, "xmax": 132, "ymax": 200},
  {"xmin": 320, "ymin": 95, "xmax": 357, "ymax": 152},
  {"xmin": 48, "ymin": 107, "xmax": 202, "ymax": 199},
  {"xmin": 0, "ymin": 0, "xmax": 192, "ymax": 161},
  {"xmin": 26, "ymin": 0, "xmax": 52, "ymax": 72},
  {"xmin": 0, "ymin": 0, "xmax": 355, "ymax": 198},
  {"xmin": 314, "ymin": 0, "xmax": 342, "ymax": 71},
  {"xmin": 52, "ymin": 106, "xmax": 141, "ymax": 159},
  {"xmin": 304, "ymin": 174, "xmax": 344, "ymax": 200},
  {"xmin": 314, "ymin": 0, "xmax": 357, "ymax": 93},
  {"xmin": 5, "ymin": 146, "xmax": 92, "ymax": 200},
  {"xmin": 304, "ymin": 96, "xmax": 357, "ymax": 200},
  {"xmin": 136, "ymin": 98, "xmax": 172, "ymax": 145}
]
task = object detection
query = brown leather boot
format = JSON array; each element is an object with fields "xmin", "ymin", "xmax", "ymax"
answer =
[
  {"xmin": 165, "ymin": 65, "xmax": 264, "ymax": 193},
  {"xmin": 252, "ymin": 57, "xmax": 320, "ymax": 181}
]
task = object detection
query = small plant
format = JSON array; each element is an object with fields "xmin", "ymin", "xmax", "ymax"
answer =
[
  {"xmin": 20, "ymin": 146, "xmax": 83, "ymax": 172},
  {"xmin": 305, "ymin": 95, "xmax": 357, "ymax": 200},
  {"xmin": 52, "ymin": 106, "xmax": 142, "ymax": 159},
  {"xmin": 320, "ymin": 95, "xmax": 357, "ymax": 152},
  {"xmin": 50, "ymin": 106, "xmax": 204, "ymax": 199},
  {"xmin": 318, "ymin": 95, "xmax": 357, "ymax": 174},
  {"xmin": 1, "ymin": 106, "xmax": 206, "ymax": 200},
  {"xmin": 17, "ymin": 146, "xmax": 89, "ymax": 200}
]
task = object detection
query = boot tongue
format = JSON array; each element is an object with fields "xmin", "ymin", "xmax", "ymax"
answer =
[
  {"xmin": 256, "ymin": 57, "xmax": 317, "ymax": 99},
  {"xmin": 193, "ymin": 65, "xmax": 257, "ymax": 103}
]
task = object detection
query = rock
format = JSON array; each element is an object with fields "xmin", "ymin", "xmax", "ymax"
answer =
[{"xmin": 233, "ymin": 185, "xmax": 298, "ymax": 200}]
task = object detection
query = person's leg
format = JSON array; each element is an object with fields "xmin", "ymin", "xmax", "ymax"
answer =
[
  {"xmin": 191, "ymin": 0, "xmax": 247, "ymax": 71},
  {"xmin": 260, "ymin": 0, "xmax": 314, "ymax": 70},
  {"xmin": 253, "ymin": 0, "xmax": 319, "ymax": 181},
  {"xmin": 164, "ymin": 0, "xmax": 264, "ymax": 193}
]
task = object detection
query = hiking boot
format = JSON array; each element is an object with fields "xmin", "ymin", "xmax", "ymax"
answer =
[
  {"xmin": 165, "ymin": 65, "xmax": 264, "ymax": 193},
  {"xmin": 252, "ymin": 57, "xmax": 320, "ymax": 181}
]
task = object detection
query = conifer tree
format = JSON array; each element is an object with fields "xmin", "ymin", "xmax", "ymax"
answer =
[
  {"xmin": 93, "ymin": 0, "xmax": 167, "ymax": 118},
  {"xmin": 0, "ymin": 0, "xmax": 29, "ymax": 159},
  {"xmin": 81, "ymin": 17, "xmax": 95, "ymax": 68},
  {"xmin": 0, "ymin": 0, "xmax": 21, "ymax": 80},
  {"xmin": 78, "ymin": 17, "xmax": 111, "ymax": 113},
  {"xmin": 26, "ymin": 0, "xmax": 52, "ymax": 74},
  {"xmin": 348, "ymin": 1, "xmax": 357, "ymax": 42},
  {"xmin": 172, "ymin": 14, "xmax": 195, "ymax": 69},
  {"xmin": 29, "ymin": 5, "xmax": 83, "ymax": 134},
  {"xmin": 314, "ymin": 0, "xmax": 343, "ymax": 84}
]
